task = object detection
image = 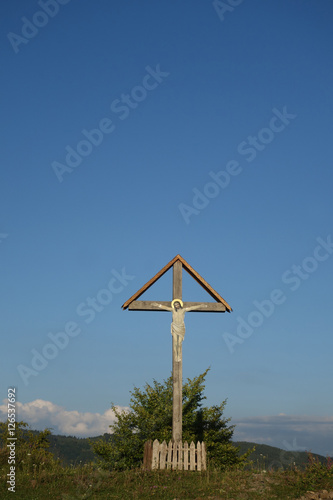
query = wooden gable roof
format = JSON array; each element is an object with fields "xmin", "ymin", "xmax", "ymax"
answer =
[{"xmin": 121, "ymin": 254, "xmax": 232, "ymax": 312}]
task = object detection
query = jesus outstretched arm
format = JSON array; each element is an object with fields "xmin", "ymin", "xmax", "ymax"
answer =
[
  {"xmin": 151, "ymin": 302, "xmax": 173, "ymax": 311},
  {"xmin": 151, "ymin": 302, "xmax": 207, "ymax": 312},
  {"xmin": 183, "ymin": 304, "xmax": 208, "ymax": 312}
]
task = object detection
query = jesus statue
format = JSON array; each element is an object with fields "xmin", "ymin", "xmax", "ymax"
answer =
[{"xmin": 152, "ymin": 299, "xmax": 207, "ymax": 361}]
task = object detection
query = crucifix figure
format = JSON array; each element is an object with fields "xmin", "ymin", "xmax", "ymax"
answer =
[
  {"xmin": 122, "ymin": 255, "xmax": 232, "ymax": 444},
  {"xmin": 152, "ymin": 299, "xmax": 207, "ymax": 361}
]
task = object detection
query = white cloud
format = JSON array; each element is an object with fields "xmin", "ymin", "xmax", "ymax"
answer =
[
  {"xmin": 1, "ymin": 400, "xmax": 332, "ymax": 458},
  {"xmin": 232, "ymin": 414, "xmax": 333, "ymax": 458},
  {"xmin": 0, "ymin": 399, "xmax": 129, "ymax": 437}
]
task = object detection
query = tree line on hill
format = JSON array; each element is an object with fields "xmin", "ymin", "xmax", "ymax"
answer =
[{"xmin": 1, "ymin": 369, "xmax": 329, "ymax": 470}]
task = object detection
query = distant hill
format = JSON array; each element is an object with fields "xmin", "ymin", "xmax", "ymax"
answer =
[
  {"xmin": 47, "ymin": 433, "xmax": 113, "ymax": 465},
  {"xmin": 3, "ymin": 426, "xmax": 328, "ymax": 468},
  {"xmin": 46, "ymin": 434, "xmax": 330, "ymax": 468},
  {"xmin": 234, "ymin": 441, "xmax": 329, "ymax": 470}
]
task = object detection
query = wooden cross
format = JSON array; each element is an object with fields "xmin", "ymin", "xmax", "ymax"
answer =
[{"xmin": 122, "ymin": 255, "xmax": 232, "ymax": 443}]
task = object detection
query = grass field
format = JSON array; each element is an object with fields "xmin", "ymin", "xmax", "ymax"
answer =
[{"xmin": 1, "ymin": 454, "xmax": 333, "ymax": 499}]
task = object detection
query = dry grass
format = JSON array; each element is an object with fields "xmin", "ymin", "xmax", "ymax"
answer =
[{"xmin": 1, "ymin": 455, "xmax": 333, "ymax": 499}]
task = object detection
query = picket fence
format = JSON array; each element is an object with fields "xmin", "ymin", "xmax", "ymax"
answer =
[{"xmin": 143, "ymin": 439, "xmax": 206, "ymax": 471}]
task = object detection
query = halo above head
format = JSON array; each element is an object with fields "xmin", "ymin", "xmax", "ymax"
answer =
[{"xmin": 171, "ymin": 299, "xmax": 183, "ymax": 308}]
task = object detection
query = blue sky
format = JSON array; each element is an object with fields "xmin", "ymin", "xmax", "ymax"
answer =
[{"xmin": 1, "ymin": 0, "xmax": 333, "ymax": 458}]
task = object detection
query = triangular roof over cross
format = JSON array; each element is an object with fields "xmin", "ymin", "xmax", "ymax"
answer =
[{"xmin": 122, "ymin": 254, "xmax": 232, "ymax": 312}]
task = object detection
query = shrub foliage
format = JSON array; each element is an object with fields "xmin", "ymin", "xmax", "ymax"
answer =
[
  {"xmin": 0, "ymin": 420, "xmax": 57, "ymax": 474},
  {"xmin": 92, "ymin": 369, "xmax": 252, "ymax": 470}
]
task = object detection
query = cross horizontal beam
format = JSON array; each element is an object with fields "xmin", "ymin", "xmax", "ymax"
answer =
[{"xmin": 128, "ymin": 301, "xmax": 227, "ymax": 312}]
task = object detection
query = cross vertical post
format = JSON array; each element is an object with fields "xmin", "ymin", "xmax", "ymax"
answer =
[
  {"xmin": 121, "ymin": 254, "xmax": 233, "ymax": 461},
  {"xmin": 172, "ymin": 260, "xmax": 182, "ymax": 443}
]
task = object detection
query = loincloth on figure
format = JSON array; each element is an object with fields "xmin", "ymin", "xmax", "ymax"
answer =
[
  {"xmin": 171, "ymin": 322, "xmax": 185, "ymax": 361},
  {"xmin": 171, "ymin": 322, "xmax": 185, "ymax": 340}
]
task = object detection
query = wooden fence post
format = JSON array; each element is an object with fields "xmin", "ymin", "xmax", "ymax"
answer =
[
  {"xmin": 152, "ymin": 439, "xmax": 160, "ymax": 469},
  {"xmin": 143, "ymin": 440, "xmax": 153, "ymax": 470},
  {"xmin": 197, "ymin": 441, "xmax": 202, "ymax": 471},
  {"xmin": 167, "ymin": 440, "xmax": 173, "ymax": 469},
  {"xmin": 184, "ymin": 441, "xmax": 189, "ymax": 470},
  {"xmin": 190, "ymin": 441, "xmax": 195, "ymax": 471},
  {"xmin": 160, "ymin": 440, "xmax": 167, "ymax": 469},
  {"xmin": 202, "ymin": 442, "xmax": 207, "ymax": 471}
]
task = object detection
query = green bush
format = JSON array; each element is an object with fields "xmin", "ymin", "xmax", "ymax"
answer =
[
  {"xmin": 0, "ymin": 420, "xmax": 59, "ymax": 475},
  {"xmin": 92, "ymin": 369, "xmax": 252, "ymax": 470}
]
